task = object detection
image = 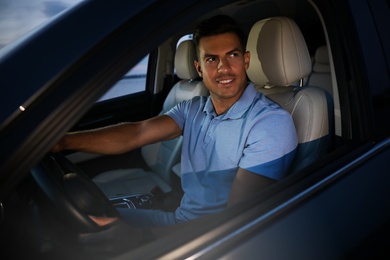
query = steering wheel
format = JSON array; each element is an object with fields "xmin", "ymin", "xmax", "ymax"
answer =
[{"xmin": 31, "ymin": 153, "xmax": 118, "ymax": 233}]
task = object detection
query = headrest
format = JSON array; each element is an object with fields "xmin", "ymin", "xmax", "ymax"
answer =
[
  {"xmin": 313, "ymin": 45, "xmax": 330, "ymax": 73},
  {"xmin": 175, "ymin": 40, "xmax": 199, "ymax": 80},
  {"xmin": 246, "ymin": 16, "xmax": 312, "ymax": 87},
  {"xmin": 162, "ymin": 81, "xmax": 208, "ymax": 113}
]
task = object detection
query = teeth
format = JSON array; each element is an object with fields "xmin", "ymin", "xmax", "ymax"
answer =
[{"xmin": 219, "ymin": 79, "xmax": 233, "ymax": 84}]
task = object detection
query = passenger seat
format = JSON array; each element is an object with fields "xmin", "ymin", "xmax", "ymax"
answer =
[
  {"xmin": 308, "ymin": 45, "xmax": 333, "ymax": 97},
  {"xmin": 93, "ymin": 40, "xmax": 208, "ymax": 199},
  {"xmin": 246, "ymin": 17, "xmax": 334, "ymax": 173}
]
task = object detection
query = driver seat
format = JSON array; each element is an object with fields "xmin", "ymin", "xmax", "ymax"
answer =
[{"xmin": 93, "ymin": 40, "xmax": 208, "ymax": 199}]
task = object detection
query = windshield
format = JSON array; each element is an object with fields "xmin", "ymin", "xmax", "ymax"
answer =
[{"xmin": 0, "ymin": 0, "xmax": 84, "ymax": 50}]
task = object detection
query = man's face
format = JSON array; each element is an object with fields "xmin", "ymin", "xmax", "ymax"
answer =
[{"xmin": 194, "ymin": 32, "xmax": 250, "ymax": 107}]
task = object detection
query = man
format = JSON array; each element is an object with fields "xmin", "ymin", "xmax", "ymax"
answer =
[{"xmin": 53, "ymin": 15, "xmax": 297, "ymax": 251}]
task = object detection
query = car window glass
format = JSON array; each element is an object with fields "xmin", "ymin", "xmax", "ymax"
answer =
[
  {"xmin": 367, "ymin": 0, "xmax": 390, "ymax": 137},
  {"xmin": 97, "ymin": 54, "xmax": 149, "ymax": 102},
  {"xmin": 0, "ymin": 0, "xmax": 85, "ymax": 50}
]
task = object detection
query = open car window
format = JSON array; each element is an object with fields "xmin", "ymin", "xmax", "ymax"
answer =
[{"xmin": 97, "ymin": 54, "xmax": 149, "ymax": 102}]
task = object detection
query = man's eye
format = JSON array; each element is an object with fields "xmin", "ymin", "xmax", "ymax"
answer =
[
  {"xmin": 230, "ymin": 52, "xmax": 239, "ymax": 57},
  {"xmin": 206, "ymin": 57, "xmax": 217, "ymax": 63}
]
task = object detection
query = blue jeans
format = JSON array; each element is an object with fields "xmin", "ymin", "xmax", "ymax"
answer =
[{"xmin": 117, "ymin": 208, "xmax": 179, "ymax": 228}]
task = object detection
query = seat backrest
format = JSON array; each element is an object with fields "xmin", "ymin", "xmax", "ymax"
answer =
[
  {"xmin": 308, "ymin": 45, "xmax": 333, "ymax": 97},
  {"xmin": 246, "ymin": 17, "xmax": 333, "ymax": 173},
  {"xmin": 141, "ymin": 40, "xmax": 208, "ymax": 184}
]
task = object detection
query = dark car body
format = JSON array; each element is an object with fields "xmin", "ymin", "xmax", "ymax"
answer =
[{"xmin": 1, "ymin": 0, "xmax": 389, "ymax": 259}]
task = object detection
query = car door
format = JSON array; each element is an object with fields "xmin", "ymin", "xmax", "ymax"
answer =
[{"xmin": 122, "ymin": 0, "xmax": 390, "ymax": 258}]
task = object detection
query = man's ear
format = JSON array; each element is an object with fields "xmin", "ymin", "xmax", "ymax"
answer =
[
  {"xmin": 244, "ymin": 51, "xmax": 250, "ymax": 70},
  {"xmin": 194, "ymin": 60, "xmax": 202, "ymax": 77}
]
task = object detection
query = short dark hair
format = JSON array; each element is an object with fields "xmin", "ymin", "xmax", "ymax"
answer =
[{"xmin": 193, "ymin": 15, "xmax": 246, "ymax": 60}]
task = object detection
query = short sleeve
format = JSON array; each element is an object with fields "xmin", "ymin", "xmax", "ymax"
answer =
[
  {"xmin": 164, "ymin": 100, "xmax": 189, "ymax": 130},
  {"xmin": 165, "ymin": 96, "xmax": 206, "ymax": 131}
]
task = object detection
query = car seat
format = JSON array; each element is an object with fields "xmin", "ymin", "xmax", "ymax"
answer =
[
  {"xmin": 308, "ymin": 45, "xmax": 333, "ymax": 97},
  {"xmin": 246, "ymin": 17, "xmax": 334, "ymax": 173},
  {"xmin": 93, "ymin": 40, "xmax": 208, "ymax": 199}
]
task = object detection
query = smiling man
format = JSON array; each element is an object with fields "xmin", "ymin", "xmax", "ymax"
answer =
[
  {"xmin": 194, "ymin": 38, "xmax": 249, "ymax": 114},
  {"xmin": 168, "ymin": 15, "xmax": 298, "ymax": 221},
  {"xmin": 53, "ymin": 15, "xmax": 298, "ymax": 251}
]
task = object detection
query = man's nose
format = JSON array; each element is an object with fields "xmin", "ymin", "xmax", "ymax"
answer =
[{"xmin": 217, "ymin": 58, "xmax": 230, "ymax": 72}]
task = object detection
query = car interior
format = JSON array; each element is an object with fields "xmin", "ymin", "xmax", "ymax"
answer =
[
  {"xmin": 69, "ymin": 2, "xmax": 338, "ymax": 213},
  {"xmin": 92, "ymin": 40, "xmax": 208, "ymax": 203},
  {"xmin": 1, "ymin": 0, "xmax": 355, "ymax": 258}
]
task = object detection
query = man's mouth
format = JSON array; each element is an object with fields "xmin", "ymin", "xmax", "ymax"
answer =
[{"xmin": 217, "ymin": 78, "xmax": 234, "ymax": 84}]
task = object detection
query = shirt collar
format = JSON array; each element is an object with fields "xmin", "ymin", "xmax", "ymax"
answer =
[{"xmin": 204, "ymin": 83, "xmax": 257, "ymax": 119}]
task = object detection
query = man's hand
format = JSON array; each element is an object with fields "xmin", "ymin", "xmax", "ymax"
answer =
[
  {"xmin": 51, "ymin": 136, "xmax": 66, "ymax": 153},
  {"xmin": 89, "ymin": 216, "xmax": 117, "ymax": 226}
]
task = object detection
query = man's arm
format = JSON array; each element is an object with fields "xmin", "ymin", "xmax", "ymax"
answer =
[
  {"xmin": 52, "ymin": 115, "xmax": 182, "ymax": 154},
  {"xmin": 227, "ymin": 168, "xmax": 276, "ymax": 207}
]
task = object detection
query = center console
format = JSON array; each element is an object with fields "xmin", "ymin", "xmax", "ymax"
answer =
[{"xmin": 110, "ymin": 194, "xmax": 157, "ymax": 209}]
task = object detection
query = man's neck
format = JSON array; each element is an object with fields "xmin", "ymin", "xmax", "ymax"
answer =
[
  {"xmin": 211, "ymin": 98, "xmax": 235, "ymax": 116},
  {"xmin": 210, "ymin": 83, "xmax": 249, "ymax": 116}
]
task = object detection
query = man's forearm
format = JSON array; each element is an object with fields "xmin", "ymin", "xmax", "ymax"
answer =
[
  {"xmin": 52, "ymin": 115, "xmax": 182, "ymax": 155},
  {"xmin": 52, "ymin": 123, "xmax": 140, "ymax": 155},
  {"xmin": 227, "ymin": 168, "xmax": 276, "ymax": 207}
]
